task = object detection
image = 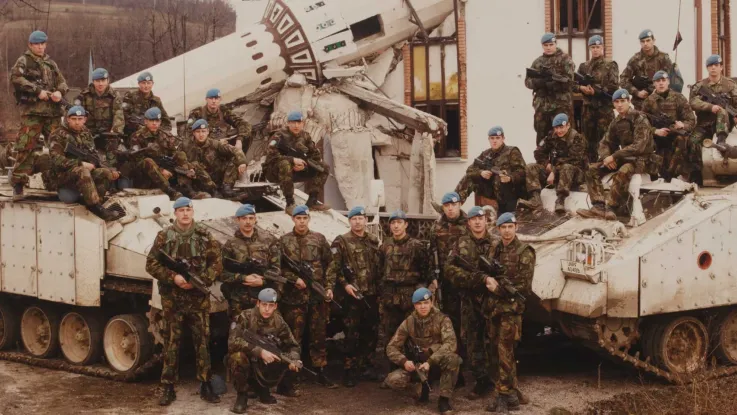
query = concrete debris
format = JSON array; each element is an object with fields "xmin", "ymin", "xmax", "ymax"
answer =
[{"xmin": 408, "ymin": 132, "xmax": 437, "ymax": 214}]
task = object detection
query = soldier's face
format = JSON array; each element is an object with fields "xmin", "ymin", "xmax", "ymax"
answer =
[
  {"xmin": 553, "ymin": 124, "xmax": 570, "ymax": 137},
  {"xmin": 654, "ymin": 78, "xmax": 670, "ymax": 93},
  {"xmin": 613, "ymin": 99, "xmax": 631, "ymax": 114},
  {"xmin": 206, "ymin": 97, "xmax": 221, "ymax": 110},
  {"xmin": 349, "ymin": 215, "xmax": 367, "ymax": 233},
  {"xmin": 442, "ymin": 202, "xmax": 461, "ymax": 219},
  {"xmin": 589, "ymin": 44, "xmax": 604, "ymax": 58},
  {"xmin": 257, "ymin": 301, "xmax": 278, "ymax": 318},
  {"xmin": 174, "ymin": 206, "xmax": 194, "ymax": 227},
  {"xmin": 640, "ymin": 37, "xmax": 654, "ymax": 52},
  {"xmin": 292, "ymin": 215, "xmax": 310, "ymax": 233},
  {"xmin": 236, "ymin": 215, "xmax": 257, "ymax": 234},
  {"xmin": 542, "ymin": 42, "xmax": 556, "ymax": 55},
  {"xmin": 288, "ymin": 121, "xmax": 304, "ymax": 135},
  {"xmin": 414, "ymin": 299, "xmax": 432, "ymax": 316},
  {"xmin": 707, "ymin": 63, "xmax": 723, "ymax": 77},
  {"xmin": 468, "ymin": 216, "xmax": 487, "ymax": 234},
  {"xmin": 29, "ymin": 42, "xmax": 46, "ymax": 56},
  {"xmin": 138, "ymin": 80, "xmax": 154, "ymax": 94},
  {"xmin": 67, "ymin": 115, "xmax": 86, "ymax": 132},
  {"xmin": 93, "ymin": 79, "xmax": 109, "ymax": 94},
  {"xmin": 498, "ymin": 223, "xmax": 517, "ymax": 242},
  {"xmin": 488, "ymin": 135, "xmax": 505, "ymax": 150},
  {"xmin": 389, "ymin": 219, "xmax": 408, "ymax": 238},
  {"xmin": 145, "ymin": 119, "xmax": 161, "ymax": 132},
  {"xmin": 193, "ymin": 128, "xmax": 209, "ymax": 143}
]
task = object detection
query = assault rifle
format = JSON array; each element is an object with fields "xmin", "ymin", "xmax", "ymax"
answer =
[
  {"xmin": 223, "ymin": 257, "xmax": 289, "ymax": 285},
  {"xmin": 156, "ymin": 251, "xmax": 224, "ymax": 302},
  {"xmin": 281, "ymin": 252, "xmax": 342, "ymax": 309},
  {"xmin": 451, "ymin": 254, "xmax": 526, "ymax": 303},
  {"xmin": 406, "ymin": 338, "xmax": 432, "ymax": 392},
  {"xmin": 63, "ymin": 141, "xmax": 115, "ymax": 169},
  {"xmin": 696, "ymin": 86, "xmax": 737, "ymax": 118},
  {"xmin": 574, "ymin": 72, "xmax": 612, "ymax": 100},
  {"xmin": 239, "ymin": 328, "xmax": 316, "ymax": 376},
  {"xmin": 276, "ymin": 139, "xmax": 325, "ymax": 173},
  {"xmin": 14, "ymin": 80, "xmax": 72, "ymax": 109},
  {"xmin": 119, "ymin": 147, "xmax": 191, "ymax": 176},
  {"xmin": 644, "ymin": 113, "xmax": 688, "ymax": 136},
  {"xmin": 341, "ymin": 263, "xmax": 371, "ymax": 308},
  {"xmin": 631, "ymin": 75, "xmax": 653, "ymax": 92},
  {"xmin": 526, "ymin": 66, "xmax": 570, "ymax": 84},
  {"xmin": 155, "ymin": 155, "xmax": 194, "ymax": 177},
  {"xmin": 472, "ymin": 157, "xmax": 505, "ymax": 177}
]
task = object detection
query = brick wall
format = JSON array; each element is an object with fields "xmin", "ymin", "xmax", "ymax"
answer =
[
  {"xmin": 605, "ymin": 0, "xmax": 613, "ymax": 59},
  {"xmin": 712, "ymin": 0, "xmax": 719, "ymax": 55},
  {"xmin": 458, "ymin": 4, "xmax": 468, "ymax": 159},
  {"xmin": 403, "ymin": 44, "xmax": 411, "ymax": 106}
]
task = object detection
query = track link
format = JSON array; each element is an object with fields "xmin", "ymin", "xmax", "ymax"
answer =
[{"xmin": 0, "ymin": 351, "xmax": 161, "ymax": 381}]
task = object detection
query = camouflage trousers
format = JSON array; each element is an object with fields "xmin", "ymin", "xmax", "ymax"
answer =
[
  {"xmin": 53, "ymin": 167, "xmax": 113, "ymax": 206},
  {"xmin": 486, "ymin": 313, "xmax": 522, "ymax": 395},
  {"xmin": 160, "ymin": 302, "xmax": 211, "ymax": 384},
  {"xmin": 203, "ymin": 162, "xmax": 241, "ymax": 188},
  {"xmin": 224, "ymin": 293, "xmax": 257, "ymax": 322},
  {"xmin": 264, "ymin": 159, "xmax": 329, "ymax": 199},
  {"xmin": 581, "ymin": 104, "xmax": 613, "ymax": 162},
  {"xmin": 454, "ymin": 175, "xmax": 518, "ymax": 214},
  {"xmin": 585, "ymin": 162, "xmax": 638, "ymax": 208},
  {"xmin": 342, "ymin": 294, "xmax": 379, "ymax": 370},
  {"xmin": 172, "ymin": 164, "xmax": 217, "ymax": 195},
  {"xmin": 525, "ymin": 163, "xmax": 583, "ymax": 196},
  {"xmin": 534, "ymin": 106, "xmax": 573, "ymax": 146},
  {"xmin": 440, "ymin": 284, "xmax": 465, "ymax": 361},
  {"xmin": 120, "ymin": 158, "xmax": 170, "ymax": 191},
  {"xmin": 378, "ymin": 286, "xmax": 415, "ymax": 352},
  {"xmin": 655, "ymin": 134, "xmax": 689, "ymax": 178},
  {"xmin": 282, "ymin": 301, "xmax": 330, "ymax": 368},
  {"xmin": 384, "ymin": 350, "xmax": 462, "ymax": 398},
  {"xmin": 229, "ymin": 351, "xmax": 288, "ymax": 392},
  {"xmin": 12, "ymin": 115, "xmax": 60, "ymax": 186},
  {"xmin": 688, "ymin": 121, "xmax": 730, "ymax": 177},
  {"xmin": 461, "ymin": 296, "xmax": 492, "ymax": 381}
]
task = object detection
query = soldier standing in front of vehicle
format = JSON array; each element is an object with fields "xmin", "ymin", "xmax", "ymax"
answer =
[
  {"xmin": 187, "ymin": 88, "xmax": 252, "ymax": 151},
  {"xmin": 620, "ymin": 29, "xmax": 674, "ymax": 110},
  {"xmin": 10, "ymin": 30, "xmax": 69, "ymax": 199},
  {"xmin": 122, "ymin": 71, "xmax": 171, "ymax": 137},
  {"xmin": 145, "ymin": 197, "xmax": 223, "ymax": 407}
]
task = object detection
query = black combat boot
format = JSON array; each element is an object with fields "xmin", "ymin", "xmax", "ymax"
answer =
[
  {"xmin": 343, "ymin": 368, "xmax": 357, "ymax": 387},
  {"xmin": 230, "ymin": 392, "xmax": 248, "ymax": 414},
  {"xmin": 455, "ymin": 372, "xmax": 466, "ymax": 388},
  {"xmin": 221, "ymin": 184, "xmax": 236, "ymax": 198},
  {"xmin": 554, "ymin": 195, "xmax": 567, "ymax": 213},
  {"xmin": 256, "ymin": 384, "xmax": 277, "ymax": 404},
  {"xmin": 717, "ymin": 131, "xmax": 729, "ymax": 144},
  {"xmin": 316, "ymin": 367, "xmax": 338, "ymax": 388},
  {"xmin": 438, "ymin": 396, "xmax": 453, "ymax": 413},
  {"xmin": 276, "ymin": 372, "xmax": 300, "ymax": 397},
  {"xmin": 518, "ymin": 190, "xmax": 542, "ymax": 210},
  {"xmin": 418, "ymin": 383, "xmax": 430, "ymax": 403},
  {"xmin": 506, "ymin": 391, "xmax": 521, "ymax": 411},
  {"xmin": 306, "ymin": 192, "xmax": 330, "ymax": 211},
  {"xmin": 158, "ymin": 384, "xmax": 176, "ymax": 406},
  {"xmin": 164, "ymin": 187, "xmax": 183, "ymax": 200},
  {"xmin": 12, "ymin": 182, "xmax": 24, "ymax": 200},
  {"xmin": 284, "ymin": 196, "xmax": 296, "ymax": 215},
  {"xmin": 200, "ymin": 380, "xmax": 221, "ymax": 403},
  {"xmin": 485, "ymin": 394, "xmax": 508, "ymax": 413},
  {"xmin": 88, "ymin": 204, "xmax": 124, "ymax": 221},
  {"xmin": 466, "ymin": 376, "xmax": 491, "ymax": 400}
]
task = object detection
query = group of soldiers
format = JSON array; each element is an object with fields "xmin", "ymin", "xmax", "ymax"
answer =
[
  {"xmin": 145, "ymin": 193, "xmax": 535, "ymax": 414},
  {"xmin": 454, "ymin": 29, "xmax": 737, "ymax": 220},
  {"xmin": 9, "ymin": 30, "xmax": 331, "ymax": 220}
]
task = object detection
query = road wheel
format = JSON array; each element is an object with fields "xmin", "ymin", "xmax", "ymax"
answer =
[
  {"xmin": 711, "ymin": 307, "xmax": 737, "ymax": 365},
  {"xmin": 59, "ymin": 311, "xmax": 104, "ymax": 365},
  {"xmin": 653, "ymin": 315, "xmax": 708, "ymax": 374},
  {"xmin": 103, "ymin": 314, "xmax": 153, "ymax": 374},
  {"xmin": 20, "ymin": 305, "xmax": 60, "ymax": 358},
  {"xmin": 0, "ymin": 301, "xmax": 21, "ymax": 350}
]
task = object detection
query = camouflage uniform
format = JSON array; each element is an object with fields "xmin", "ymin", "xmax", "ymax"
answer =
[
  {"xmin": 10, "ymin": 50, "xmax": 68, "ymax": 187},
  {"xmin": 573, "ymin": 57, "xmax": 619, "ymax": 161},
  {"xmin": 526, "ymin": 128, "xmax": 587, "ymax": 197},
  {"xmin": 384, "ymin": 307, "xmax": 461, "ymax": 399},
  {"xmin": 443, "ymin": 232, "xmax": 499, "ymax": 383},
  {"xmin": 687, "ymin": 77, "xmax": 737, "ymax": 177},
  {"xmin": 264, "ymin": 128, "xmax": 329, "ymax": 203},
  {"xmin": 486, "ymin": 237, "xmax": 535, "ymax": 396},
  {"xmin": 280, "ymin": 229, "xmax": 334, "ymax": 368},
  {"xmin": 455, "ymin": 144, "xmax": 526, "ymax": 214},
  {"xmin": 122, "ymin": 90, "xmax": 171, "ymax": 137},
  {"xmin": 220, "ymin": 229, "xmax": 280, "ymax": 321},
  {"xmin": 228, "ymin": 307, "xmax": 300, "ymax": 393},
  {"xmin": 524, "ymin": 48, "xmax": 575, "ymax": 145},
  {"xmin": 585, "ymin": 110, "xmax": 658, "ymax": 209},
  {"xmin": 620, "ymin": 46, "xmax": 674, "ymax": 110},
  {"xmin": 182, "ymin": 137, "xmax": 247, "ymax": 188},
  {"xmin": 641, "ymin": 90, "xmax": 696, "ymax": 178},
  {"xmin": 75, "ymin": 85, "xmax": 124, "ymax": 136},
  {"xmin": 187, "ymin": 105, "xmax": 252, "ymax": 152},
  {"xmin": 145, "ymin": 222, "xmax": 223, "ymax": 385},
  {"xmin": 327, "ymin": 231, "xmax": 381, "ymax": 371}
]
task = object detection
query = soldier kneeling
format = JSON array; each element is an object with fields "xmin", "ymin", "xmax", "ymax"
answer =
[{"xmin": 384, "ymin": 287, "xmax": 461, "ymax": 414}]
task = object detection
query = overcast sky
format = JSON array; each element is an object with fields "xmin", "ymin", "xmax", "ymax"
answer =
[{"xmin": 229, "ymin": 0, "xmax": 270, "ymax": 27}]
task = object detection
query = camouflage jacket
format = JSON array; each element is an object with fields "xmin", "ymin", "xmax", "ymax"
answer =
[
  {"xmin": 221, "ymin": 228, "xmax": 281, "ymax": 304},
  {"xmin": 46, "ymin": 124, "xmax": 95, "ymax": 172},
  {"xmin": 574, "ymin": 56, "xmax": 619, "ymax": 108},
  {"xmin": 386, "ymin": 307, "xmax": 457, "ymax": 367},
  {"xmin": 75, "ymin": 86, "xmax": 124, "ymax": 135},
  {"xmin": 11, "ymin": 50, "xmax": 69, "ymax": 117},
  {"xmin": 122, "ymin": 90, "xmax": 171, "ymax": 135},
  {"xmin": 534, "ymin": 128, "xmax": 588, "ymax": 171},
  {"xmin": 465, "ymin": 145, "xmax": 526, "ymax": 186},
  {"xmin": 524, "ymin": 48, "xmax": 575, "ymax": 110},
  {"xmin": 429, "ymin": 212, "xmax": 468, "ymax": 281},
  {"xmin": 265, "ymin": 128, "xmax": 323, "ymax": 167},
  {"xmin": 130, "ymin": 126, "xmax": 189, "ymax": 168},
  {"xmin": 598, "ymin": 110, "xmax": 655, "ymax": 163},
  {"xmin": 145, "ymin": 222, "xmax": 223, "ymax": 310},
  {"xmin": 689, "ymin": 76, "xmax": 737, "ymax": 127},
  {"xmin": 182, "ymin": 137, "xmax": 247, "ymax": 173},
  {"xmin": 228, "ymin": 307, "xmax": 300, "ymax": 361},
  {"xmin": 642, "ymin": 90, "xmax": 696, "ymax": 134},
  {"xmin": 279, "ymin": 229, "xmax": 334, "ymax": 305},
  {"xmin": 620, "ymin": 46, "xmax": 673, "ymax": 104},
  {"xmin": 328, "ymin": 231, "xmax": 381, "ymax": 296},
  {"xmin": 444, "ymin": 232, "xmax": 499, "ymax": 306},
  {"xmin": 379, "ymin": 235, "xmax": 432, "ymax": 288},
  {"xmin": 187, "ymin": 105, "xmax": 251, "ymax": 141},
  {"xmin": 486, "ymin": 236, "xmax": 535, "ymax": 316}
]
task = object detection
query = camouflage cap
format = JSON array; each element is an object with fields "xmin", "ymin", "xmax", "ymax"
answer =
[
  {"xmin": 258, "ymin": 288, "xmax": 278, "ymax": 303},
  {"xmin": 206, "ymin": 88, "xmax": 221, "ymax": 99},
  {"xmin": 541, "ymin": 32, "xmax": 556, "ymax": 44},
  {"xmin": 347, "ymin": 206, "xmax": 366, "ymax": 219},
  {"xmin": 173, "ymin": 197, "xmax": 193, "ymax": 210},
  {"xmin": 67, "ymin": 106, "xmax": 86, "ymax": 118},
  {"xmin": 488, "ymin": 126, "xmax": 504, "ymax": 137},
  {"xmin": 191, "ymin": 119, "xmax": 208, "ymax": 131},
  {"xmin": 91, "ymin": 68, "xmax": 109, "ymax": 81},
  {"xmin": 496, "ymin": 212, "xmax": 517, "ymax": 226},
  {"xmin": 412, "ymin": 287, "xmax": 432, "ymax": 304},
  {"xmin": 144, "ymin": 107, "xmax": 162, "ymax": 120},
  {"xmin": 137, "ymin": 71, "xmax": 153, "ymax": 83},
  {"xmin": 29, "ymin": 30, "xmax": 47, "ymax": 44},
  {"xmin": 706, "ymin": 54, "xmax": 722, "ymax": 66},
  {"xmin": 467, "ymin": 206, "xmax": 484, "ymax": 218},
  {"xmin": 652, "ymin": 71, "xmax": 668, "ymax": 81},
  {"xmin": 552, "ymin": 113, "xmax": 568, "ymax": 127},
  {"xmin": 389, "ymin": 209, "xmax": 407, "ymax": 222},
  {"xmin": 588, "ymin": 35, "xmax": 603, "ymax": 46},
  {"xmin": 441, "ymin": 192, "xmax": 460, "ymax": 205},
  {"xmin": 292, "ymin": 205, "xmax": 310, "ymax": 217},
  {"xmin": 612, "ymin": 88, "xmax": 630, "ymax": 101},
  {"xmin": 639, "ymin": 29, "xmax": 654, "ymax": 40},
  {"xmin": 235, "ymin": 204, "xmax": 256, "ymax": 217},
  {"xmin": 287, "ymin": 111, "xmax": 303, "ymax": 122}
]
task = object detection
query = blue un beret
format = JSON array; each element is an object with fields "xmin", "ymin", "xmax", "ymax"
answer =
[
  {"xmin": 144, "ymin": 107, "xmax": 162, "ymax": 120},
  {"xmin": 173, "ymin": 197, "xmax": 193, "ymax": 210},
  {"xmin": 706, "ymin": 54, "xmax": 723, "ymax": 66},
  {"xmin": 612, "ymin": 88, "xmax": 630, "ymax": 102},
  {"xmin": 468, "ymin": 206, "xmax": 484, "ymax": 218},
  {"xmin": 287, "ymin": 111, "xmax": 303, "ymax": 122},
  {"xmin": 496, "ymin": 212, "xmax": 517, "ymax": 226},
  {"xmin": 191, "ymin": 119, "xmax": 208, "ymax": 131},
  {"xmin": 639, "ymin": 29, "xmax": 654, "ymax": 40},
  {"xmin": 588, "ymin": 35, "xmax": 603, "ymax": 46},
  {"xmin": 488, "ymin": 126, "xmax": 504, "ymax": 137},
  {"xmin": 29, "ymin": 30, "xmax": 48, "ymax": 44},
  {"xmin": 235, "ymin": 204, "xmax": 256, "ymax": 217},
  {"xmin": 258, "ymin": 288, "xmax": 278, "ymax": 303},
  {"xmin": 552, "ymin": 113, "xmax": 569, "ymax": 127},
  {"xmin": 389, "ymin": 209, "xmax": 407, "ymax": 222},
  {"xmin": 652, "ymin": 71, "xmax": 668, "ymax": 81},
  {"xmin": 292, "ymin": 204, "xmax": 310, "ymax": 217},
  {"xmin": 91, "ymin": 68, "xmax": 109, "ymax": 81},
  {"xmin": 137, "ymin": 72, "xmax": 153, "ymax": 83},
  {"xmin": 541, "ymin": 32, "xmax": 556, "ymax": 44},
  {"xmin": 67, "ymin": 106, "xmax": 86, "ymax": 118},
  {"xmin": 441, "ymin": 192, "xmax": 460, "ymax": 205},
  {"xmin": 206, "ymin": 88, "xmax": 221, "ymax": 99},
  {"xmin": 347, "ymin": 206, "xmax": 366, "ymax": 219},
  {"xmin": 412, "ymin": 287, "xmax": 432, "ymax": 304}
]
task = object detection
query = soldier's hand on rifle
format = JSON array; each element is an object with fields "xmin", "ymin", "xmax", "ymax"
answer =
[
  {"xmin": 654, "ymin": 128, "xmax": 670, "ymax": 137},
  {"xmin": 581, "ymin": 85, "xmax": 595, "ymax": 96},
  {"xmin": 186, "ymin": 169, "xmax": 196, "ymax": 179},
  {"xmin": 260, "ymin": 349, "xmax": 280, "ymax": 364},
  {"xmin": 174, "ymin": 274, "xmax": 193, "ymax": 290},
  {"xmin": 712, "ymin": 105, "xmax": 724, "ymax": 114},
  {"xmin": 499, "ymin": 171, "xmax": 511, "ymax": 183},
  {"xmin": 418, "ymin": 362, "xmax": 430, "ymax": 372},
  {"xmin": 603, "ymin": 155, "xmax": 617, "ymax": 170},
  {"xmin": 637, "ymin": 90, "xmax": 649, "ymax": 99},
  {"xmin": 82, "ymin": 162, "xmax": 96, "ymax": 171},
  {"xmin": 345, "ymin": 284, "xmax": 360, "ymax": 299},
  {"xmin": 293, "ymin": 158, "xmax": 306, "ymax": 172},
  {"xmin": 480, "ymin": 170, "xmax": 493, "ymax": 180},
  {"xmin": 547, "ymin": 171, "xmax": 555, "ymax": 185},
  {"xmin": 238, "ymin": 164, "xmax": 247, "ymax": 174},
  {"xmin": 110, "ymin": 170, "xmax": 120, "ymax": 180},
  {"xmin": 243, "ymin": 274, "xmax": 264, "ymax": 287},
  {"xmin": 404, "ymin": 360, "xmax": 416, "ymax": 372},
  {"xmin": 50, "ymin": 91, "xmax": 63, "ymax": 102},
  {"xmin": 38, "ymin": 90, "xmax": 50, "ymax": 101},
  {"xmin": 485, "ymin": 276, "xmax": 500, "ymax": 293},
  {"xmin": 429, "ymin": 280, "xmax": 439, "ymax": 292},
  {"xmin": 289, "ymin": 362, "xmax": 301, "ymax": 372},
  {"xmin": 326, "ymin": 289, "xmax": 334, "ymax": 301},
  {"xmin": 545, "ymin": 163, "xmax": 553, "ymax": 173},
  {"xmin": 162, "ymin": 169, "xmax": 173, "ymax": 179},
  {"xmin": 674, "ymin": 121, "xmax": 685, "ymax": 130},
  {"xmin": 295, "ymin": 278, "xmax": 307, "ymax": 290}
]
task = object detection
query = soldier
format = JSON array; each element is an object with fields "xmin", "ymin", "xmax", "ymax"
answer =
[
  {"xmin": 145, "ymin": 197, "xmax": 222, "ymax": 406},
  {"xmin": 128, "ymin": 107, "xmax": 215, "ymax": 199},
  {"xmin": 620, "ymin": 29, "xmax": 674, "ymax": 110},
  {"xmin": 485, "ymin": 213, "xmax": 536, "ymax": 413},
  {"xmin": 518, "ymin": 113, "xmax": 587, "ymax": 213},
  {"xmin": 75, "ymin": 68, "xmax": 124, "ymax": 160},
  {"xmin": 279, "ymin": 204, "xmax": 337, "ymax": 390},
  {"xmin": 577, "ymin": 89, "xmax": 658, "ymax": 220},
  {"xmin": 122, "ymin": 71, "xmax": 171, "ymax": 137},
  {"xmin": 443, "ymin": 206, "xmax": 498, "ymax": 400},
  {"xmin": 327, "ymin": 205, "xmax": 381, "ymax": 387},
  {"xmin": 228, "ymin": 288, "xmax": 302, "ymax": 414},
  {"xmin": 454, "ymin": 126, "xmax": 526, "ymax": 214},
  {"xmin": 264, "ymin": 111, "xmax": 330, "ymax": 214},
  {"xmin": 220, "ymin": 203, "xmax": 280, "ymax": 320},
  {"xmin": 183, "ymin": 119, "xmax": 247, "ymax": 198},
  {"xmin": 641, "ymin": 71, "xmax": 696, "ymax": 181},
  {"xmin": 574, "ymin": 35, "xmax": 619, "ymax": 162},
  {"xmin": 187, "ymin": 88, "xmax": 252, "ymax": 151},
  {"xmin": 524, "ymin": 32, "xmax": 575, "ymax": 146},
  {"xmin": 10, "ymin": 30, "xmax": 69, "ymax": 199},
  {"xmin": 384, "ymin": 287, "xmax": 460, "ymax": 414},
  {"xmin": 45, "ymin": 106, "xmax": 122, "ymax": 221},
  {"xmin": 687, "ymin": 54, "xmax": 737, "ymax": 184}
]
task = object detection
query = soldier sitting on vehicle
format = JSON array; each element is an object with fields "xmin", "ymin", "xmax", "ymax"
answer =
[
  {"xmin": 122, "ymin": 71, "xmax": 172, "ymax": 137},
  {"xmin": 187, "ymin": 88, "xmax": 252, "ymax": 151}
]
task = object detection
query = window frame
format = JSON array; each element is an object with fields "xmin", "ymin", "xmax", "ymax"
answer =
[{"xmin": 549, "ymin": 0, "xmax": 606, "ymax": 61}]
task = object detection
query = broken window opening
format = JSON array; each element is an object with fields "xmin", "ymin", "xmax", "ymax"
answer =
[
  {"xmin": 554, "ymin": 0, "xmax": 603, "ymax": 35},
  {"xmin": 350, "ymin": 15, "xmax": 383, "ymax": 42}
]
